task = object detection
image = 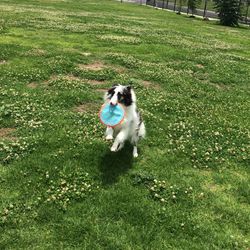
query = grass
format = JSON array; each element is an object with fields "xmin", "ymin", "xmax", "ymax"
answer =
[{"xmin": 0, "ymin": 0, "xmax": 249, "ymax": 249}]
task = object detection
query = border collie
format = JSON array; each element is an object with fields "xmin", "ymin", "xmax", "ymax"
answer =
[{"xmin": 104, "ymin": 85, "xmax": 145, "ymax": 158}]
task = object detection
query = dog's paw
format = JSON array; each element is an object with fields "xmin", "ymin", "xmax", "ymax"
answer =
[
  {"xmin": 110, "ymin": 146, "xmax": 117, "ymax": 152},
  {"xmin": 133, "ymin": 152, "xmax": 138, "ymax": 158},
  {"xmin": 111, "ymin": 142, "xmax": 124, "ymax": 152},
  {"xmin": 106, "ymin": 135, "xmax": 113, "ymax": 140}
]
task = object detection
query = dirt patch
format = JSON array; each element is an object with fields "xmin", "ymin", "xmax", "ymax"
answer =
[
  {"xmin": 0, "ymin": 60, "xmax": 7, "ymax": 65},
  {"xmin": 196, "ymin": 64, "xmax": 204, "ymax": 69},
  {"xmin": 0, "ymin": 128, "xmax": 17, "ymax": 141},
  {"xmin": 207, "ymin": 184, "xmax": 219, "ymax": 192},
  {"xmin": 210, "ymin": 83, "xmax": 229, "ymax": 90},
  {"xmin": 141, "ymin": 80, "xmax": 152, "ymax": 87},
  {"xmin": 141, "ymin": 80, "xmax": 161, "ymax": 90},
  {"xmin": 96, "ymin": 88, "xmax": 107, "ymax": 93},
  {"xmin": 87, "ymin": 80, "xmax": 106, "ymax": 85},
  {"xmin": 73, "ymin": 102, "xmax": 100, "ymax": 113},
  {"xmin": 61, "ymin": 76, "xmax": 107, "ymax": 85},
  {"xmin": 112, "ymin": 65, "xmax": 127, "ymax": 73},
  {"xmin": 27, "ymin": 82, "xmax": 38, "ymax": 89},
  {"xmin": 48, "ymin": 75, "xmax": 58, "ymax": 81},
  {"xmin": 205, "ymin": 183, "xmax": 226, "ymax": 193},
  {"xmin": 42, "ymin": 75, "xmax": 58, "ymax": 86},
  {"xmin": 25, "ymin": 48, "xmax": 46, "ymax": 56},
  {"xmin": 203, "ymin": 80, "xmax": 229, "ymax": 90},
  {"xmin": 79, "ymin": 62, "xmax": 106, "ymax": 71},
  {"xmin": 63, "ymin": 75, "xmax": 82, "ymax": 81}
]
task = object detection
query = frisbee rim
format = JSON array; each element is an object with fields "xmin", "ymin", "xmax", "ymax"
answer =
[{"xmin": 99, "ymin": 103, "xmax": 125, "ymax": 128}]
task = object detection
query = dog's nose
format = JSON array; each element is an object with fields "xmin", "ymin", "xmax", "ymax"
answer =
[{"xmin": 110, "ymin": 102, "xmax": 117, "ymax": 106}]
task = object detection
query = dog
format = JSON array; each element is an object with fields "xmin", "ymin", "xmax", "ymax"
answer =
[{"xmin": 104, "ymin": 85, "xmax": 145, "ymax": 158}]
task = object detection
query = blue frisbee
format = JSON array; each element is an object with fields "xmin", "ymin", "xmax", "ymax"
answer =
[{"xmin": 99, "ymin": 103, "xmax": 125, "ymax": 127}]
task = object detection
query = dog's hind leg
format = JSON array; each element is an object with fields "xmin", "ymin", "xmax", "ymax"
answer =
[
  {"xmin": 138, "ymin": 122, "xmax": 146, "ymax": 138},
  {"xmin": 131, "ymin": 122, "xmax": 146, "ymax": 158},
  {"xmin": 131, "ymin": 136, "xmax": 139, "ymax": 158},
  {"xmin": 105, "ymin": 127, "xmax": 114, "ymax": 140},
  {"xmin": 133, "ymin": 145, "xmax": 138, "ymax": 158}
]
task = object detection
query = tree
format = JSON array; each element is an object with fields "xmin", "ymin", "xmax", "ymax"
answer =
[
  {"xmin": 245, "ymin": 0, "xmax": 250, "ymax": 23},
  {"xmin": 177, "ymin": 0, "xmax": 184, "ymax": 14},
  {"xmin": 187, "ymin": 0, "xmax": 201, "ymax": 16},
  {"xmin": 203, "ymin": 0, "xmax": 209, "ymax": 18},
  {"xmin": 214, "ymin": 0, "xmax": 242, "ymax": 26}
]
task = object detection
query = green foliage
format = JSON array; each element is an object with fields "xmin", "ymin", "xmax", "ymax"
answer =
[
  {"xmin": 187, "ymin": 0, "xmax": 202, "ymax": 14},
  {"xmin": 214, "ymin": 0, "xmax": 242, "ymax": 26}
]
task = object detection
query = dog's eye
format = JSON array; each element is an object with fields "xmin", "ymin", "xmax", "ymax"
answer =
[{"xmin": 118, "ymin": 92, "xmax": 123, "ymax": 100}]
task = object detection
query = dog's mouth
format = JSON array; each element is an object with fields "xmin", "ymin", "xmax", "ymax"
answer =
[{"xmin": 108, "ymin": 95, "xmax": 124, "ymax": 106}]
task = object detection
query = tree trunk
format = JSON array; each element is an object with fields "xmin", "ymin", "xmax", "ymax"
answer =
[
  {"xmin": 203, "ymin": 0, "xmax": 208, "ymax": 17},
  {"xmin": 174, "ymin": 0, "xmax": 177, "ymax": 11},
  {"xmin": 246, "ymin": 1, "xmax": 249, "ymax": 24},
  {"xmin": 178, "ymin": 0, "xmax": 183, "ymax": 14}
]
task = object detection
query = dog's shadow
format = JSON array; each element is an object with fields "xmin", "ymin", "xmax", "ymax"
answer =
[{"xmin": 98, "ymin": 143, "xmax": 133, "ymax": 185}]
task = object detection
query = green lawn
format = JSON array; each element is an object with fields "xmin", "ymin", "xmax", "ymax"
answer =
[{"xmin": 0, "ymin": 0, "xmax": 250, "ymax": 249}]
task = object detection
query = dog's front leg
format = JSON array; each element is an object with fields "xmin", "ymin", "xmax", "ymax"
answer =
[
  {"xmin": 105, "ymin": 127, "xmax": 114, "ymax": 140},
  {"xmin": 111, "ymin": 130, "xmax": 127, "ymax": 152}
]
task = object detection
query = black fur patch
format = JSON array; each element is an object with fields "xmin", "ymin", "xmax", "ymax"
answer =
[
  {"xmin": 138, "ymin": 112, "xmax": 143, "ymax": 125},
  {"xmin": 121, "ymin": 86, "xmax": 132, "ymax": 106},
  {"xmin": 107, "ymin": 87, "xmax": 115, "ymax": 99}
]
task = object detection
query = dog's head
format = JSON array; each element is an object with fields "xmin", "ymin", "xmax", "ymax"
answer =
[{"xmin": 104, "ymin": 85, "xmax": 135, "ymax": 107}]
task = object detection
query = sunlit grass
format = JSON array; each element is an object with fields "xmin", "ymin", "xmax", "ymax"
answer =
[{"xmin": 0, "ymin": 0, "xmax": 249, "ymax": 249}]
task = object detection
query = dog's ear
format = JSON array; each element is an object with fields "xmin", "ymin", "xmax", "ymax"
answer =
[
  {"xmin": 108, "ymin": 86, "xmax": 116, "ymax": 95},
  {"xmin": 123, "ymin": 86, "xmax": 133, "ymax": 106},
  {"xmin": 126, "ymin": 85, "xmax": 132, "ymax": 92}
]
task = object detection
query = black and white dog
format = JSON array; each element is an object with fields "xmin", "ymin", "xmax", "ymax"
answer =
[{"xmin": 104, "ymin": 85, "xmax": 145, "ymax": 158}]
